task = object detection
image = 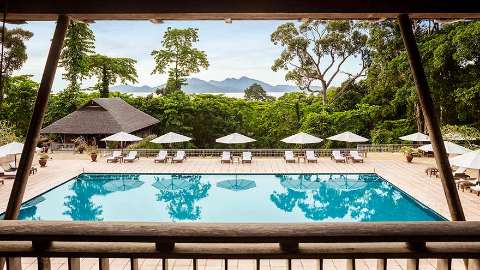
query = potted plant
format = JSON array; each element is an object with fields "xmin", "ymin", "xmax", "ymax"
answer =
[
  {"xmin": 400, "ymin": 146, "xmax": 417, "ymax": 163},
  {"xmin": 72, "ymin": 136, "xmax": 88, "ymax": 154},
  {"xmin": 39, "ymin": 153, "xmax": 49, "ymax": 167},
  {"xmin": 88, "ymin": 146, "xmax": 98, "ymax": 162}
]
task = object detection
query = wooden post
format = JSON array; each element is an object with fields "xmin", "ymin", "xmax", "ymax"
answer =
[
  {"xmin": 68, "ymin": 258, "xmax": 80, "ymax": 270},
  {"xmin": 316, "ymin": 259, "xmax": 323, "ymax": 270},
  {"xmin": 37, "ymin": 257, "xmax": 51, "ymax": 270},
  {"xmin": 6, "ymin": 258, "xmax": 21, "ymax": 270},
  {"xmin": 376, "ymin": 259, "xmax": 387, "ymax": 270},
  {"xmin": 0, "ymin": 14, "xmax": 70, "ymax": 270},
  {"xmin": 398, "ymin": 13, "xmax": 465, "ymax": 222},
  {"xmin": 130, "ymin": 258, "xmax": 138, "ymax": 270},
  {"xmin": 398, "ymin": 13, "xmax": 469, "ymax": 270},
  {"xmin": 99, "ymin": 258, "xmax": 109, "ymax": 270},
  {"xmin": 346, "ymin": 259, "xmax": 355, "ymax": 270}
]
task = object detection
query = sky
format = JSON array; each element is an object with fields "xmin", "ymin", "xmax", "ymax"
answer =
[{"xmin": 11, "ymin": 20, "xmax": 361, "ymax": 92}]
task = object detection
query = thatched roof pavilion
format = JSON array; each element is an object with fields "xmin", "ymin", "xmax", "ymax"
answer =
[{"xmin": 41, "ymin": 98, "xmax": 159, "ymax": 135}]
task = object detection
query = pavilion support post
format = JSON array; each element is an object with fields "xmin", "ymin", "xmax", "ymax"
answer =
[
  {"xmin": 398, "ymin": 13, "xmax": 469, "ymax": 270},
  {"xmin": 0, "ymin": 14, "xmax": 69, "ymax": 270},
  {"xmin": 397, "ymin": 13, "xmax": 465, "ymax": 222}
]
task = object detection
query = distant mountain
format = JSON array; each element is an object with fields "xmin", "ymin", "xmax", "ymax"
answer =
[{"xmin": 110, "ymin": 76, "xmax": 299, "ymax": 94}]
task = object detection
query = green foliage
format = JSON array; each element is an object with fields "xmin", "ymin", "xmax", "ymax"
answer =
[
  {"xmin": 0, "ymin": 27, "xmax": 33, "ymax": 106},
  {"xmin": 127, "ymin": 135, "xmax": 162, "ymax": 150},
  {"xmin": 151, "ymin": 27, "xmax": 209, "ymax": 93},
  {"xmin": 87, "ymin": 54, "xmax": 138, "ymax": 98},
  {"xmin": 370, "ymin": 119, "xmax": 415, "ymax": 144},
  {"xmin": 0, "ymin": 120, "xmax": 18, "ymax": 145},
  {"xmin": 1, "ymin": 75, "xmax": 38, "ymax": 136},
  {"xmin": 59, "ymin": 21, "xmax": 95, "ymax": 88}
]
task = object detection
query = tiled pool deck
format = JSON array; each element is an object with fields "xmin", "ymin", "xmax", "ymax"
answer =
[{"xmin": 1, "ymin": 152, "xmax": 478, "ymax": 270}]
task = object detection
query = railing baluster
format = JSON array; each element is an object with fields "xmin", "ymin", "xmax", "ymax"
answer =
[
  {"xmin": 6, "ymin": 258, "xmax": 21, "ymax": 270},
  {"xmin": 406, "ymin": 259, "xmax": 419, "ymax": 270},
  {"xmin": 37, "ymin": 257, "xmax": 51, "ymax": 270},
  {"xmin": 68, "ymin": 258, "xmax": 80, "ymax": 270},
  {"xmin": 193, "ymin": 259, "xmax": 198, "ymax": 270},
  {"xmin": 376, "ymin": 259, "xmax": 387, "ymax": 270},
  {"xmin": 346, "ymin": 259, "xmax": 355, "ymax": 270},
  {"xmin": 286, "ymin": 259, "xmax": 292, "ymax": 270},
  {"xmin": 436, "ymin": 259, "xmax": 451, "ymax": 270},
  {"xmin": 162, "ymin": 258, "xmax": 169, "ymax": 270},
  {"xmin": 130, "ymin": 258, "xmax": 139, "ymax": 270},
  {"xmin": 99, "ymin": 258, "xmax": 109, "ymax": 270},
  {"xmin": 224, "ymin": 259, "xmax": 228, "ymax": 270},
  {"xmin": 316, "ymin": 259, "xmax": 323, "ymax": 270}
]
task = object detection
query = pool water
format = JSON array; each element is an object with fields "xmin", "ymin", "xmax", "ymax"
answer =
[{"xmin": 5, "ymin": 173, "xmax": 445, "ymax": 222}]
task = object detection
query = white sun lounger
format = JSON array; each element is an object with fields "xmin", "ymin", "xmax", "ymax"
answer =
[
  {"xmin": 242, "ymin": 151, "xmax": 252, "ymax": 163},
  {"xmin": 106, "ymin": 151, "xmax": 122, "ymax": 163},
  {"xmin": 332, "ymin": 150, "xmax": 346, "ymax": 163},
  {"xmin": 123, "ymin": 151, "xmax": 139, "ymax": 162},
  {"xmin": 221, "ymin": 151, "xmax": 231, "ymax": 163},
  {"xmin": 284, "ymin": 151, "xmax": 295, "ymax": 163},
  {"xmin": 306, "ymin": 150, "xmax": 317, "ymax": 163},
  {"xmin": 350, "ymin": 150, "xmax": 364, "ymax": 163},
  {"xmin": 172, "ymin": 151, "xmax": 186, "ymax": 163},
  {"xmin": 154, "ymin": 150, "xmax": 168, "ymax": 163}
]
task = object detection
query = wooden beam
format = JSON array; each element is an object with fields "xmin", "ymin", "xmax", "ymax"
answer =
[
  {"xmin": 1, "ymin": 242, "xmax": 480, "ymax": 259},
  {"xmin": 1, "ymin": 221, "xmax": 480, "ymax": 243},
  {"xmin": 3, "ymin": 14, "xmax": 70, "ymax": 219},
  {"xmin": 3, "ymin": 0, "xmax": 480, "ymax": 21},
  {"xmin": 398, "ymin": 14, "xmax": 465, "ymax": 222}
]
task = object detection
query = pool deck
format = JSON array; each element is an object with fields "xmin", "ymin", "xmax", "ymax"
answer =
[{"xmin": 0, "ymin": 152, "xmax": 479, "ymax": 270}]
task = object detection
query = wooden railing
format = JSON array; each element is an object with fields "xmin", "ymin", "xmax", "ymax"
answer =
[{"xmin": 1, "ymin": 221, "xmax": 480, "ymax": 270}]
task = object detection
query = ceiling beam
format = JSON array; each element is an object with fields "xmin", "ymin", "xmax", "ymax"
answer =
[{"xmin": 2, "ymin": 0, "xmax": 480, "ymax": 21}]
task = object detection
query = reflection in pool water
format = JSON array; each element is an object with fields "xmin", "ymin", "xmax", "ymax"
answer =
[{"xmin": 6, "ymin": 173, "xmax": 445, "ymax": 222}]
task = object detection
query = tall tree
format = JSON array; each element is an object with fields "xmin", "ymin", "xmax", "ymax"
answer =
[
  {"xmin": 271, "ymin": 20, "xmax": 369, "ymax": 104},
  {"xmin": 87, "ymin": 54, "xmax": 138, "ymax": 98},
  {"xmin": 59, "ymin": 21, "xmax": 95, "ymax": 89},
  {"xmin": 151, "ymin": 27, "xmax": 209, "ymax": 94},
  {"xmin": 0, "ymin": 27, "xmax": 33, "ymax": 107},
  {"xmin": 244, "ymin": 83, "xmax": 270, "ymax": 101}
]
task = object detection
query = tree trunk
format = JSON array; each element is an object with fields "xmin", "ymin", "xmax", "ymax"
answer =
[
  {"xmin": 100, "ymin": 65, "xmax": 109, "ymax": 98},
  {"xmin": 414, "ymin": 99, "xmax": 425, "ymax": 133}
]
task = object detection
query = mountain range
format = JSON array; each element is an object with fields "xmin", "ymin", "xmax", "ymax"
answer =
[{"xmin": 111, "ymin": 76, "xmax": 299, "ymax": 94}]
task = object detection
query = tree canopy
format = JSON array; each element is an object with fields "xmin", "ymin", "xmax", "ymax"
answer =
[
  {"xmin": 151, "ymin": 27, "xmax": 209, "ymax": 95},
  {"xmin": 87, "ymin": 54, "xmax": 138, "ymax": 98}
]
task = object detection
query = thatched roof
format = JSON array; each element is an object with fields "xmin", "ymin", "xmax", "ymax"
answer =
[{"xmin": 41, "ymin": 98, "xmax": 159, "ymax": 134}]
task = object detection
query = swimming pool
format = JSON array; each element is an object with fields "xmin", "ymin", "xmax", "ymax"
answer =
[{"xmin": 4, "ymin": 173, "xmax": 445, "ymax": 222}]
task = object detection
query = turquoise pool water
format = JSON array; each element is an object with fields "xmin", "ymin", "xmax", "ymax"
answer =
[{"xmin": 5, "ymin": 173, "xmax": 445, "ymax": 222}]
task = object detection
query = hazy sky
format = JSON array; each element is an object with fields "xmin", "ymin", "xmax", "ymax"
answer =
[{"xmin": 12, "ymin": 20, "xmax": 360, "ymax": 92}]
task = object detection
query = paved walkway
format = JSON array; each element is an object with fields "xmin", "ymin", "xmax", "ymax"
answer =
[{"xmin": 1, "ymin": 153, "xmax": 478, "ymax": 269}]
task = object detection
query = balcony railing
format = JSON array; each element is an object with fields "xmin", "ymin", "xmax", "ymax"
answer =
[{"xmin": 1, "ymin": 221, "xmax": 480, "ymax": 270}]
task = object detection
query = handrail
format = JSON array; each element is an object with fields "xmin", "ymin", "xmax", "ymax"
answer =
[{"xmin": 0, "ymin": 221, "xmax": 479, "ymax": 243}]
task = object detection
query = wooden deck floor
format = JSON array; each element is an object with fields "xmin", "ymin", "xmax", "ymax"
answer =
[{"xmin": 0, "ymin": 153, "xmax": 478, "ymax": 270}]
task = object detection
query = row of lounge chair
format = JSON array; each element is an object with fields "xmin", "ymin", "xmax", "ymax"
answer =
[
  {"xmin": 105, "ymin": 150, "xmax": 365, "ymax": 164},
  {"xmin": 284, "ymin": 150, "xmax": 364, "ymax": 163},
  {"xmin": 221, "ymin": 151, "xmax": 252, "ymax": 163}
]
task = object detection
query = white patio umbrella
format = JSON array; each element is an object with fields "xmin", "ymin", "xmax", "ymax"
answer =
[
  {"xmin": 450, "ymin": 150, "xmax": 480, "ymax": 179},
  {"xmin": 418, "ymin": 141, "xmax": 471, "ymax": 155},
  {"xmin": 281, "ymin": 132, "xmax": 323, "ymax": 145},
  {"xmin": 327, "ymin": 131, "xmax": 368, "ymax": 143},
  {"xmin": 101, "ymin": 131, "xmax": 142, "ymax": 149},
  {"xmin": 150, "ymin": 132, "xmax": 192, "ymax": 144},
  {"xmin": 216, "ymin": 133, "xmax": 256, "ymax": 144},
  {"xmin": 0, "ymin": 142, "xmax": 41, "ymax": 167},
  {"xmin": 399, "ymin": 132, "xmax": 430, "ymax": 142}
]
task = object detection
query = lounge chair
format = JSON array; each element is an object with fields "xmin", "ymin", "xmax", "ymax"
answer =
[
  {"xmin": 242, "ymin": 151, "xmax": 252, "ymax": 163},
  {"xmin": 221, "ymin": 151, "xmax": 231, "ymax": 163},
  {"xmin": 350, "ymin": 151, "xmax": 364, "ymax": 163},
  {"xmin": 123, "ymin": 151, "xmax": 139, "ymax": 162},
  {"xmin": 306, "ymin": 150, "xmax": 317, "ymax": 163},
  {"xmin": 154, "ymin": 150, "xmax": 168, "ymax": 163},
  {"xmin": 8, "ymin": 161, "xmax": 17, "ymax": 171},
  {"xmin": 172, "ymin": 151, "xmax": 186, "ymax": 163},
  {"xmin": 469, "ymin": 185, "xmax": 480, "ymax": 196},
  {"xmin": 106, "ymin": 151, "xmax": 122, "ymax": 163},
  {"xmin": 284, "ymin": 151, "xmax": 295, "ymax": 163},
  {"xmin": 331, "ymin": 150, "xmax": 346, "ymax": 163},
  {"xmin": 456, "ymin": 178, "xmax": 478, "ymax": 191}
]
